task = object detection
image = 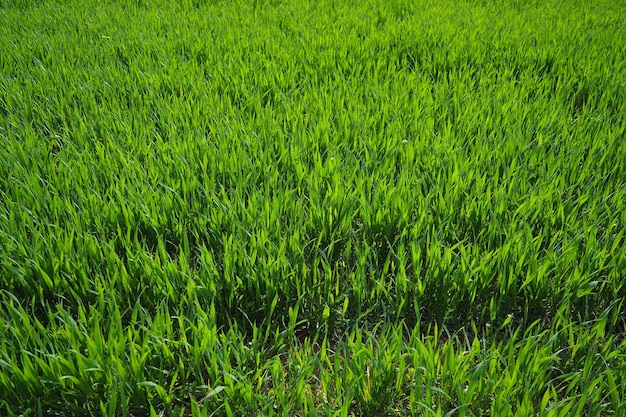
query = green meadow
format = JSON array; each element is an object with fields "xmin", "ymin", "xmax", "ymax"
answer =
[{"xmin": 1, "ymin": 0, "xmax": 625, "ymax": 415}]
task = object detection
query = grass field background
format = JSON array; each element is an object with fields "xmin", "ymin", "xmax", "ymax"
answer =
[{"xmin": 1, "ymin": 0, "xmax": 625, "ymax": 415}]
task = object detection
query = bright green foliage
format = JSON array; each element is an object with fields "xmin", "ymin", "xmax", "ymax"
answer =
[{"xmin": 1, "ymin": 0, "xmax": 625, "ymax": 415}]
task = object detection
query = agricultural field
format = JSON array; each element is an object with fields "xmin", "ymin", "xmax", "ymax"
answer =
[{"xmin": 1, "ymin": 0, "xmax": 625, "ymax": 415}]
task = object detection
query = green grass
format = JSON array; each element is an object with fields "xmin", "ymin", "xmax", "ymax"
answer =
[{"xmin": 1, "ymin": 0, "xmax": 625, "ymax": 415}]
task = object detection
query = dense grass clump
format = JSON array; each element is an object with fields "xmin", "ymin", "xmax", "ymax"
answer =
[{"xmin": 1, "ymin": 0, "xmax": 625, "ymax": 415}]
